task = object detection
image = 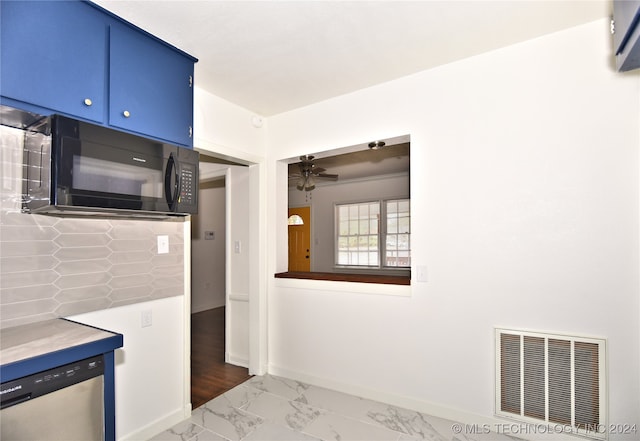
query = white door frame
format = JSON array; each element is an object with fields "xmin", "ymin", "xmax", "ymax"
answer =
[{"xmin": 185, "ymin": 150, "xmax": 267, "ymax": 413}]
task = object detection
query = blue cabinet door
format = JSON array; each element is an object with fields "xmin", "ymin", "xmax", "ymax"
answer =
[
  {"xmin": 109, "ymin": 23, "xmax": 194, "ymax": 147},
  {"xmin": 0, "ymin": 1, "xmax": 107, "ymax": 122},
  {"xmin": 613, "ymin": 0, "xmax": 640, "ymax": 71}
]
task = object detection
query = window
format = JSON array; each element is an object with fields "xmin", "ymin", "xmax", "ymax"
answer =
[
  {"xmin": 385, "ymin": 199, "xmax": 411, "ymax": 267},
  {"xmin": 336, "ymin": 199, "xmax": 410, "ymax": 268}
]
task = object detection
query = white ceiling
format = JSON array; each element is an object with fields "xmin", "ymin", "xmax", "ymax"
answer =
[{"xmin": 92, "ymin": 0, "xmax": 611, "ymax": 117}]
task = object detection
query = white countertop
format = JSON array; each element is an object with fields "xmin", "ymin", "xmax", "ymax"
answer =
[{"xmin": 0, "ymin": 319, "xmax": 118, "ymax": 366}]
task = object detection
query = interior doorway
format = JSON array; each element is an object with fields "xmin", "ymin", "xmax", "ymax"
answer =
[{"xmin": 190, "ymin": 154, "xmax": 252, "ymax": 409}]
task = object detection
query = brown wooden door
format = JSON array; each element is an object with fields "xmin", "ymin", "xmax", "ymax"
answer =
[{"xmin": 288, "ymin": 206, "xmax": 311, "ymax": 272}]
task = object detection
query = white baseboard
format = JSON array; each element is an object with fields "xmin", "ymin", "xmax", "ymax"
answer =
[
  {"xmin": 226, "ymin": 351, "xmax": 249, "ymax": 368},
  {"xmin": 118, "ymin": 405, "xmax": 191, "ymax": 441},
  {"xmin": 267, "ymin": 364, "xmax": 578, "ymax": 441}
]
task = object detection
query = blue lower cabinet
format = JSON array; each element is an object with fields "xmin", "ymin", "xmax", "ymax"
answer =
[{"xmin": 0, "ymin": 1, "xmax": 108, "ymax": 123}]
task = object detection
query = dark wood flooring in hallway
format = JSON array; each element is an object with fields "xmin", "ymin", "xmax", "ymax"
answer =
[{"xmin": 191, "ymin": 306, "xmax": 252, "ymax": 409}]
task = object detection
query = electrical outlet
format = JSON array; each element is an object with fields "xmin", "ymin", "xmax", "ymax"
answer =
[
  {"xmin": 141, "ymin": 310, "xmax": 152, "ymax": 328},
  {"xmin": 204, "ymin": 231, "xmax": 215, "ymax": 240}
]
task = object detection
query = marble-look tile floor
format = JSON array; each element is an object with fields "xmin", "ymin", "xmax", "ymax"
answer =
[{"xmin": 150, "ymin": 375, "xmax": 521, "ymax": 441}]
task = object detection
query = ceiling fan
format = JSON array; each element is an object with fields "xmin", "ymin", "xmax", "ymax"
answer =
[{"xmin": 289, "ymin": 155, "xmax": 338, "ymax": 191}]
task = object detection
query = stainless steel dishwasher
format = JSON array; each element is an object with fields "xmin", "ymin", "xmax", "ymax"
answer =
[{"xmin": 0, "ymin": 354, "xmax": 105, "ymax": 441}]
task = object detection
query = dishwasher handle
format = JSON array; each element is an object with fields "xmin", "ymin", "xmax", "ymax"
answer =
[{"xmin": 0, "ymin": 393, "xmax": 32, "ymax": 410}]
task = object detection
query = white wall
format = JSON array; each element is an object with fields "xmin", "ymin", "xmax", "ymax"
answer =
[
  {"xmin": 70, "ymin": 296, "xmax": 188, "ymax": 441},
  {"xmin": 267, "ymin": 19, "xmax": 640, "ymax": 438},
  {"xmin": 191, "ymin": 181, "xmax": 226, "ymax": 313},
  {"xmin": 194, "ymin": 87, "xmax": 267, "ymax": 160},
  {"xmin": 288, "ymin": 173, "xmax": 409, "ymax": 272}
]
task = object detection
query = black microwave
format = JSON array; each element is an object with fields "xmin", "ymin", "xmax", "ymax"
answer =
[{"xmin": 5, "ymin": 106, "xmax": 199, "ymax": 217}]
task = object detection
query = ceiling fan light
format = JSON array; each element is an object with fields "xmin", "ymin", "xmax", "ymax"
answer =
[{"xmin": 305, "ymin": 175, "xmax": 315, "ymax": 191}]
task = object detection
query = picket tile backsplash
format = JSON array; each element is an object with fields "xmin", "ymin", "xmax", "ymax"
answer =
[{"xmin": 0, "ymin": 210, "xmax": 185, "ymax": 329}]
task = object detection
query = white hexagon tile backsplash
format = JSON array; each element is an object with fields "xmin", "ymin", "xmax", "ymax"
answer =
[{"xmin": 0, "ymin": 209, "xmax": 185, "ymax": 329}]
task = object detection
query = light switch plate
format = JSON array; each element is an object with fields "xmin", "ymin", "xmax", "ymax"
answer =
[{"xmin": 157, "ymin": 235, "xmax": 169, "ymax": 254}]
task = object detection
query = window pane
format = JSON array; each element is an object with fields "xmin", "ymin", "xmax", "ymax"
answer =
[
  {"xmin": 398, "ymin": 216, "xmax": 410, "ymax": 234},
  {"xmin": 398, "ymin": 234, "xmax": 410, "ymax": 250},
  {"xmin": 339, "ymin": 220, "xmax": 349, "ymax": 235},
  {"xmin": 386, "ymin": 235, "xmax": 397, "ymax": 249},
  {"xmin": 387, "ymin": 217, "xmax": 398, "ymax": 234},
  {"xmin": 349, "ymin": 220, "xmax": 358, "ymax": 234},
  {"xmin": 370, "ymin": 218, "xmax": 378, "ymax": 233},
  {"xmin": 359, "ymin": 219, "xmax": 369, "ymax": 235},
  {"xmin": 386, "ymin": 251, "xmax": 397, "ymax": 267},
  {"xmin": 387, "ymin": 201, "xmax": 398, "ymax": 214},
  {"xmin": 383, "ymin": 198, "xmax": 411, "ymax": 268},
  {"xmin": 398, "ymin": 251, "xmax": 410, "ymax": 266},
  {"xmin": 359, "ymin": 204, "xmax": 369, "ymax": 219}
]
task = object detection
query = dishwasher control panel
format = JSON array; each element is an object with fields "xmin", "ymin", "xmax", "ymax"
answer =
[{"xmin": 0, "ymin": 354, "xmax": 104, "ymax": 409}]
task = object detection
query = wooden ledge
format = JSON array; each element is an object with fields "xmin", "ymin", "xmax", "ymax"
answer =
[{"xmin": 274, "ymin": 271, "xmax": 411, "ymax": 285}]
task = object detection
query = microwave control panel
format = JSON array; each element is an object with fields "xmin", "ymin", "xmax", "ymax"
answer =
[{"xmin": 179, "ymin": 166, "xmax": 195, "ymax": 204}]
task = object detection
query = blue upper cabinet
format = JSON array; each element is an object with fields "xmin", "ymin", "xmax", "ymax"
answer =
[
  {"xmin": 1, "ymin": 1, "xmax": 108, "ymax": 123},
  {"xmin": 109, "ymin": 22, "xmax": 195, "ymax": 148},
  {"xmin": 613, "ymin": 0, "xmax": 640, "ymax": 72},
  {"xmin": 0, "ymin": 1, "xmax": 197, "ymax": 147}
]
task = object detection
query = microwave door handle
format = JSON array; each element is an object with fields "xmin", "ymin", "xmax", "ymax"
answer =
[{"xmin": 164, "ymin": 154, "xmax": 180, "ymax": 211}]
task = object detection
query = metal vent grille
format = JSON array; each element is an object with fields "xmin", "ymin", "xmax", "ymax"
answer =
[{"xmin": 496, "ymin": 329, "xmax": 606, "ymax": 439}]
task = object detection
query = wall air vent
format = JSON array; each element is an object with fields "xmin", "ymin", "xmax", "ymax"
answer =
[{"xmin": 495, "ymin": 328, "xmax": 607, "ymax": 440}]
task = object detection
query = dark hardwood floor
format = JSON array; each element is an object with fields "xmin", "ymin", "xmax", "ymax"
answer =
[{"xmin": 191, "ymin": 307, "xmax": 252, "ymax": 409}]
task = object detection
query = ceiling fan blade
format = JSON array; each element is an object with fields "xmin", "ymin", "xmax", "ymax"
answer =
[{"xmin": 316, "ymin": 173, "xmax": 338, "ymax": 179}]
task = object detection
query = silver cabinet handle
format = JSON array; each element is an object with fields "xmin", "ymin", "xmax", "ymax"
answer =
[
  {"xmin": 123, "ymin": 110, "xmax": 131, "ymax": 118},
  {"xmin": 188, "ymin": 126, "xmax": 193, "ymax": 138},
  {"xmin": 84, "ymin": 98, "xmax": 93, "ymax": 106}
]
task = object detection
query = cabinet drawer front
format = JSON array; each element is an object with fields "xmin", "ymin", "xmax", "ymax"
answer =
[
  {"xmin": 1, "ymin": 1, "xmax": 107, "ymax": 122},
  {"xmin": 109, "ymin": 24, "xmax": 194, "ymax": 147}
]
